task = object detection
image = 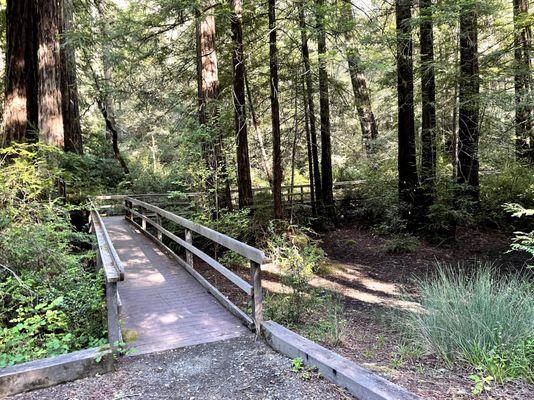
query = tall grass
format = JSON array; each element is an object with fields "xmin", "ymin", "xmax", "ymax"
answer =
[{"xmin": 406, "ymin": 263, "xmax": 534, "ymax": 383}]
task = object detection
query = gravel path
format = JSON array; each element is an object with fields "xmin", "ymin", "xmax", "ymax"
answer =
[{"xmin": 11, "ymin": 335, "xmax": 352, "ymax": 400}]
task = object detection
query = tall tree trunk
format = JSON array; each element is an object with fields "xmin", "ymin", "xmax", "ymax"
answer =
[
  {"xmin": 96, "ymin": 0, "xmax": 129, "ymax": 174},
  {"xmin": 316, "ymin": 0, "xmax": 334, "ymax": 213},
  {"xmin": 2, "ymin": 0, "xmax": 37, "ymax": 145},
  {"xmin": 269, "ymin": 0, "xmax": 283, "ymax": 219},
  {"xmin": 342, "ymin": 1, "xmax": 379, "ymax": 155},
  {"xmin": 60, "ymin": 0, "xmax": 83, "ymax": 154},
  {"xmin": 196, "ymin": 3, "xmax": 232, "ymax": 211},
  {"xmin": 513, "ymin": 0, "xmax": 533, "ymax": 161},
  {"xmin": 37, "ymin": 0, "xmax": 64, "ymax": 148},
  {"xmin": 396, "ymin": 0, "xmax": 418, "ymax": 212},
  {"xmin": 231, "ymin": 0, "xmax": 253, "ymax": 209},
  {"xmin": 419, "ymin": 0, "xmax": 436, "ymax": 205},
  {"xmin": 302, "ymin": 78, "xmax": 317, "ymax": 216},
  {"xmin": 298, "ymin": 0, "xmax": 322, "ymax": 202},
  {"xmin": 245, "ymin": 71, "xmax": 272, "ymax": 186},
  {"xmin": 457, "ymin": 2, "xmax": 480, "ymax": 203}
]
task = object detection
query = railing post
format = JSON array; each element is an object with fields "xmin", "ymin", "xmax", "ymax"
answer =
[
  {"xmin": 141, "ymin": 206, "xmax": 146, "ymax": 230},
  {"xmin": 106, "ymin": 281, "xmax": 122, "ymax": 347},
  {"xmin": 185, "ymin": 229, "xmax": 194, "ymax": 267},
  {"xmin": 250, "ymin": 260, "xmax": 263, "ymax": 335},
  {"xmin": 156, "ymin": 214, "xmax": 163, "ymax": 241},
  {"xmin": 124, "ymin": 199, "xmax": 130, "ymax": 220},
  {"xmin": 300, "ymin": 185, "xmax": 304, "ymax": 203}
]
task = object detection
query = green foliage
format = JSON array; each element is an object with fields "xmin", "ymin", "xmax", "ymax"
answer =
[
  {"xmin": 0, "ymin": 144, "xmax": 106, "ymax": 367},
  {"xmin": 382, "ymin": 234, "xmax": 421, "ymax": 254},
  {"xmin": 505, "ymin": 204, "xmax": 534, "ymax": 268},
  {"xmin": 404, "ymin": 263, "xmax": 534, "ymax": 383},
  {"xmin": 480, "ymin": 162, "xmax": 534, "ymax": 227}
]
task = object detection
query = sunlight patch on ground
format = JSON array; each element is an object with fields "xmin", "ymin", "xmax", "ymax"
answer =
[{"xmin": 262, "ymin": 261, "xmax": 422, "ymax": 312}]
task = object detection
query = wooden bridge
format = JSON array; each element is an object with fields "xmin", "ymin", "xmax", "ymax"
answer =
[{"xmin": 91, "ymin": 196, "xmax": 266, "ymax": 355}]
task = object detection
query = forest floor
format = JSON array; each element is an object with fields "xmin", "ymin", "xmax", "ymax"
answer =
[
  {"xmin": 10, "ymin": 335, "xmax": 349, "ymax": 400},
  {"xmin": 316, "ymin": 225, "xmax": 533, "ymax": 400},
  {"xmin": 198, "ymin": 223, "xmax": 534, "ymax": 400}
]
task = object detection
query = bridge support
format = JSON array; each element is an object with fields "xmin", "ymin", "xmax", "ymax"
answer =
[{"xmin": 250, "ymin": 261, "xmax": 263, "ymax": 335}]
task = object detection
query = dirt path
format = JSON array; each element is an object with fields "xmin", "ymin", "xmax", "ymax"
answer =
[{"xmin": 11, "ymin": 335, "xmax": 351, "ymax": 400}]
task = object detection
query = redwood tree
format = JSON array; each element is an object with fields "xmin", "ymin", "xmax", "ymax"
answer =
[
  {"xmin": 298, "ymin": 0, "xmax": 322, "ymax": 202},
  {"xmin": 457, "ymin": 1, "xmax": 480, "ymax": 203},
  {"xmin": 396, "ymin": 0, "xmax": 418, "ymax": 211},
  {"xmin": 269, "ymin": 0, "xmax": 283, "ymax": 219},
  {"xmin": 342, "ymin": 0, "xmax": 379, "ymax": 155},
  {"xmin": 196, "ymin": 3, "xmax": 232, "ymax": 211},
  {"xmin": 61, "ymin": 0, "xmax": 83, "ymax": 154},
  {"xmin": 2, "ymin": 0, "xmax": 38, "ymax": 145},
  {"xmin": 316, "ymin": 0, "xmax": 334, "ymax": 213},
  {"xmin": 37, "ymin": 0, "xmax": 64, "ymax": 148},
  {"xmin": 231, "ymin": 0, "xmax": 253, "ymax": 209},
  {"xmin": 419, "ymin": 0, "xmax": 437, "ymax": 205},
  {"xmin": 513, "ymin": 0, "xmax": 533, "ymax": 161}
]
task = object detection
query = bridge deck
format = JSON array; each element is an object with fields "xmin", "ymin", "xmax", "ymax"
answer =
[{"xmin": 103, "ymin": 216, "xmax": 247, "ymax": 355}]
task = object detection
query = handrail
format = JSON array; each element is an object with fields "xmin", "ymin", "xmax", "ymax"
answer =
[
  {"xmin": 126, "ymin": 197, "xmax": 267, "ymax": 264},
  {"xmin": 124, "ymin": 196, "xmax": 265, "ymax": 333},
  {"xmin": 88, "ymin": 203, "xmax": 124, "ymax": 346},
  {"xmin": 89, "ymin": 201, "xmax": 125, "ymax": 280}
]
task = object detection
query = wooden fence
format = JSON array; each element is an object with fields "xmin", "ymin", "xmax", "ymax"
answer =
[
  {"xmin": 93, "ymin": 180, "xmax": 364, "ymax": 216},
  {"xmin": 123, "ymin": 196, "xmax": 267, "ymax": 334},
  {"xmin": 89, "ymin": 205, "xmax": 125, "ymax": 346}
]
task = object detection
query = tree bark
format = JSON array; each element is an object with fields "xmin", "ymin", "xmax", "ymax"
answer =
[
  {"xmin": 316, "ymin": 0, "xmax": 334, "ymax": 213},
  {"xmin": 302, "ymin": 78, "xmax": 317, "ymax": 216},
  {"xmin": 37, "ymin": 0, "xmax": 64, "ymax": 148},
  {"xmin": 60, "ymin": 0, "xmax": 83, "ymax": 154},
  {"xmin": 96, "ymin": 0, "xmax": 129, "ymax": 174},
  {"xmin": 231, "ymin": 0, "xmax": 253, "ymax": 209},
  {"xmin": 513, "ymin": 0, "xmax": 533, "ymax": 161},
  {"xmin": 457, "ymin": 2, "xmax": 480, "ymax": 203},
  {"xmin": 196, "ymin": 3, "xmax": 232, "ymax": 211},
  {"xmin": 298, "ymin": 0, "xmax": 322, "ymax": 202},
  {"xmin": 419, "ymin": 0, "xmax": 436, "ymax": 204},
  {"xmin": 269, "ymin": 0, "xmax": 283, "ymax": 219},
  {"xmin": 342, "ymin": 1, "xmax": 379, "ymax": 155},
  {"xmin": 396, "ymin": 0, "xmax": 418, "ymax": 211},
  {"xmin": 2, "ymin": 0, "xmax": 38, "ymax": 145}
]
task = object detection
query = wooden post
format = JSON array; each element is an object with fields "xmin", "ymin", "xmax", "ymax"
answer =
[
  {"xmin": 106, "ymin": 281, "xmax": 122, "ymax": 346},
  {"xmin": 250, "ymin": 261, "xmax": 263, "ymax": 335},
  {"xmin": 124, "ymin": 199, "xmax": 130, "ymax": 220},
  {"xmin": 156, "ymin": 214, "xmax": 163, "ymax": 241},
  {"xmin": 185, "ymin": 229, "xmax": 194, "ymax": 267},
  {"xmin": 300, "ymin": 185, "xmax": 304, "ymax": 203},
  {"xmin": 141, "ymin": 206, "xmax": 146, "ymax": 230}
]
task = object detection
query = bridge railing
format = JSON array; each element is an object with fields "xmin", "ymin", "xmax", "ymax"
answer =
[
  {"xmin": 123, "ymin": 196, "xmax": 267, "ymax": 334},
  {"xmin": 89, "ymin": 203, "xmax": 125, "ymax": 346}
]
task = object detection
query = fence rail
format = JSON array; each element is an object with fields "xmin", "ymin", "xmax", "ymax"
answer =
[
  {"xmin": 89, "ymin": 204, "xmax": 124, "ymax": 346},
  {"xmin": 124, "ymin": 196, "xmax": 267, "ymax": 333},
  {"xmin": 93, "ymin": 180, "xmax": 364, "ymax": 215}
]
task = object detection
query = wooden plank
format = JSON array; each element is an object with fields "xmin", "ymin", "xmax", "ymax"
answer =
[
  {"xmin": 126, "ymin": 197, "xmax": 267, "ymax": 264},
  {"xmin": 126, "ymin": 207, "xmax": 252, "ymax": 295},
  {"xmin": 126, "ymin": 218, "xmax": 254, "ymax": 330}
]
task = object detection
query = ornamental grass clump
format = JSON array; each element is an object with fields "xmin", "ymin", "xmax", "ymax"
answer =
[{"xmin": 406, "ymin": 263, "xmax": 534, "ymax": 383}]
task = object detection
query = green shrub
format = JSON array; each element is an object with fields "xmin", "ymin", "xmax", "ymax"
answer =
[
  {"xmin": 505, "ymin": 204, "xmax": 534, "ymax": 268},
  {"xmin": 405, "ymin": 264, "xmax": 534, "ymax": 383},
  {"xmin": 382, "ymin": 233, "xmax": 421, "ymax": 253},
  {"xmin": 264, "ymin": 222, "xmax": 326, "ymax": 323},
  {"xmin": 0, "ymin": 144, "xmax": 106, "ymax": 367}
]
